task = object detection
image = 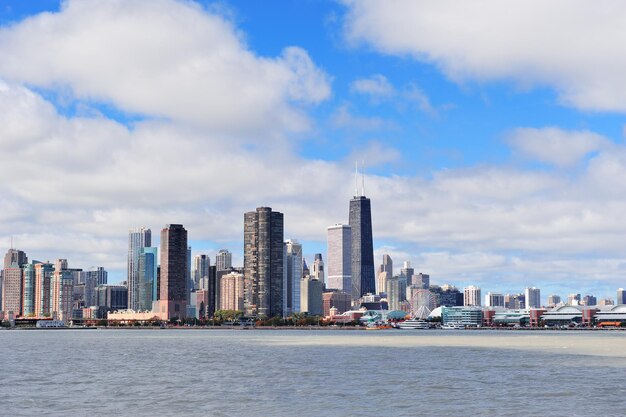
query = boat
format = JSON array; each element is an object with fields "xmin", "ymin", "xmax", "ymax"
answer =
[
  {"xmin": 397, "ymin": 318, "xmax": 430, "ymax": 330},
  {"xmin": 366, "ymin": 321, "xmax": 392, "ymax": 330},
  {"xmin": 441, "ymin": 322, "xmax": 465, "ymax": 330}
]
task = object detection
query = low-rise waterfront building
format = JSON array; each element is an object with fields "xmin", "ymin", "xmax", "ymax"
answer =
[{"xmin": 441, "ymin": 306, "xmax": 482, "ymax": 327}]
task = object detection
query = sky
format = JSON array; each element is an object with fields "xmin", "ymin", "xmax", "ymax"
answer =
[{"xmin": 1, "ymin": 0, "xmax": 626, "ymax": 302}]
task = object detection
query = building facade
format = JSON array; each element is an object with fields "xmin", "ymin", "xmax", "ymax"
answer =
[
  {"xmin": 137, "ymin": 247, "xmax": 157, "ymax": 311},
  {"xmin": 300, "ymin": 277, "xmax": 323, "ymax": 316},
  {"xmin": 2, "ymin": 248, "xmax": 27, "ymax": 315},
  {"xmin": 283, "ymin": 239, "xmax": 302, "ymax": 315},
  {"xmin": 219, "ymin": 271, "xmax": 244, "ymax": 311},
  {"xmin": 464, "ymin": 285, "xmax": 482, "ymax": 307},
  {"xmin": 243, "ymin": 207, "xmax": 284, "ymax": 317},
  {"xmin": 311, "ymin": 253, "xmax": 325, "ymax": 285},
  {"xmin": 525, "ymin": 287, "xmax": 541, "ymax": 309},
  {"xmin": 154, "ymin": 224, "xmax": 188, "ymax": 320},
  {"xmin": 127, "ymin": 227, "xmax": 151, "ymax": 311},
  {"xmin": 349, "ymin": 195, "xmax": 375, "ymax": 300},
  {"xmin": 215, "ymin": 249, "xmax": 232, "ymax": 272},
  {"xmin": 377, "ymin": 254, "xmax": 393, "ymax": 295},
  {"xmin": 327, "ymin": 224, "xmax": 352, "ymax": 293},
  {"xmin": 485, "ymin": 292, "xmax": 505, "ymax": 308}
]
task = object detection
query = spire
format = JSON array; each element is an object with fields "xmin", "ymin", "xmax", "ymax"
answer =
[
  {"xmin": 361, "ymin": 160, "xmax": 365, "ymax": 196},
  {"xmin": 354, "ymin": 160, "xmax": 359, "ymax": 197}
]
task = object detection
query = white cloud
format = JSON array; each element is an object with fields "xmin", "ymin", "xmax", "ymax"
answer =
[
  {"xmin": 0, "ymin": 0, "xmax": 330, "ymax": 134},
  {"xmin": 507, "ymin": 127, "xmax": 611, "ymax": 167},
  {"xmin": 329, "ymin": 103, "xmax": 393, "ymax": 130},
  {"xmin": 350, "ymin": 74, "xmax": 395, "ymax": 98},
  {"xmin": 342, "ymin": 0, "xmax": 626, "ymax": 112}
]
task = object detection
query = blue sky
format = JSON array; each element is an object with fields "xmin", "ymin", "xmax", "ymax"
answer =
[{"xmin": 1, "ymin": 0, "xmax": 626, "ymax": 302}]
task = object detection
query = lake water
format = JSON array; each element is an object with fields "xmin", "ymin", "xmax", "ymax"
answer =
[{"xmin": 1, "ymin": 329, "xmax": 626, "ymax": 416}]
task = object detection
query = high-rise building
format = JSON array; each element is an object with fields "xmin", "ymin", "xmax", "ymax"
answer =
[
  {"xmin": 302, "ymin": 258, "xmax": 310, "ymax": 278},
  {"xmin": 22, "ymin": 262, "xmax": 36, "ymax": 317},
  {"xmin": 219, "ymin": 271, "xmax": 244, "ymax": 311},
  {"xmin": 127, "ymin": 227, "xmax": 151, "ymax": 311},
  {"xmin": 283, "ymin": 239, "xmax": 303, "ymax": 315},
  {"xmin": 137, "ymin": 248, "xmax": 157, "ymax": 311},
  {"xmin": 524, "ymin": 287, "xmax": 541, "ymax": 309},
  {"xmin": 505, "ymin": 293, "xmax": 525, "ymax": 309},
  {"xmin": 96, "ymin": 285, "xmax": 128, "ymax": 312},
  {"xmin": 617, "ymin": 288, "xmax": 626, "ymax": 305},
  {"xmin": 547, "ymin": 294, "xmax": 561, "ymax": 307},
  {"xmin": 2, "ymin": 249, "xmax": 28, "ymax": 315},
  {"xmin": 327, "ymin": 224, "xmax": 352, "ymax": 293},
  {"xmin": 349, "ymin": 189, "xmax": 375, "ymax": 300},
  {"xmin": 300, "ymin": 277, "xmax": 323, "ymax": 315},
  {"xmin": 463, "ymin": 285, "xmax": 481, "ymax": 307},
  {"xmin": 485, "ymin": 292, "xmax": 505, "ymax": 308},
  {"xmin": 312, "ymin": 253, "xmax": 325, "ymax": 285},
  {"xmin": 386, "ymin": 277, "xmax": 402, "ymax": 311},
  {"xmin": 215, "ymin": 249, "xmax": 232, "ymax": 272},
  {"xmin": 567, "ymin": 293, "xmax": 581, "ymax": 306},
  {"xmin": 582, "ymin": 295, "xmax": 597, "ymax": 306},
  {"xmin": 377, "ymin": 254, "xmax": 393, "ymax": 294},
  {"xmin": 192, "ymin": 254, "xmax": 210, "ymax": 290},
  {"xmin": 51, "ymin": 259, "xmax": 74, "ymax": 322},
  {"xmin": 598, "ymin": 298, "xmax": 614, "ymax": 306},
  {"xmin": 244, "ymin": 207, "xmax": 284, "ymax": 317},
  {"xmin": 78, "ymin": 268, "xmax": 108, "ymax": 308},
  {"xmin": 153, "ymin": 224, "xmax": 188, "ymax": 319},
  {"xmin": 431, "ymin": 284, "xmax": 464, "ymax": 307},
  {"xmin": 413, "ymin": 273, "xmax": 430, "ymax": 290},
  {"xmin": 34, "ymin": 262, "xmax": 54, "ymax": 317},
  {"xmin": 401, "ymin": 261, "xmax": 414, "ymax": 285}
]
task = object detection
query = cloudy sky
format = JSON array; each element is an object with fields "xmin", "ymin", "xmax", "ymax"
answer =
[{"xmin": 2, "ymin": 0, "xmax": 626, "ymax": 301}]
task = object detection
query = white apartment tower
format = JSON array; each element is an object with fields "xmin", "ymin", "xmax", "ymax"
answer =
[
  {"xmin": 464, "ymin": 285, "xmax": 481, "ymax": 307},
  {"xmin": 327, "ymin": 224, "xmax": 352, "ymax": 293}
]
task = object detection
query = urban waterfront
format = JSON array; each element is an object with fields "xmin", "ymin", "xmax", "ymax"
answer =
[{"xmin": 2, "ymin": 330, "xmax": 626, "ymax": 417}]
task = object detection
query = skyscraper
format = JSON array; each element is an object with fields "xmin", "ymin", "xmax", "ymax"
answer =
[
  {"xmin": 137, "ymin": 247, "xmax": 157, "ymax": 311},
  {"xmin": 51, "ymin": 260, "xmax": 74, "ymax": 323},
  {"xmin": 154, "ymin": 224, "xmax": 188, "ymax": 319},
  {"xmin": 192, "ymin": 254, "xmax": 210, "ymax": 289},
  {"xmin": 244, "ymin": 207, "xmax": 284, "ymax": 317},
  {"xmin": 349, "ymin": 194, "xmax": 375, "ymax": 300},
  {"xmin": 327, "ymin": 224, "xmax": 352, "ymax": 293},
  {"xmin": 401, "ymin": 261, "xmax": 414, "ymax": 285},
  {"xmin": 311, "ymin": 253, "xmax": 325, "ymax": 284},
  {"xmin": 215, "ymin": 249, "xmax": 232, "ymax": 271},
  {"xmin": 34, "ymin": 262, "xmax": 54, "ymax": 317},
  {"xmin": 414, "ymin": 273, "xmax": 430, "ymax": 289},
  {"xmin": 377, "ymin": 254, "xmax": 392, "ymax": 294},
  {"xmin": 127, "ymin": 227, "xmax": 151, "ymax": 311},
  {"xmin": 284, "ymin": 239, "xmax": 303, "ymax": 315},
  {"xmin": 22, "ymin": 262, "xmax": 36, "ymax": 317},
  {"xmin": 485, "ymin": 292, "xmax": 505, "ymax": 308},
  {"xmin": 547, "ymin": 294, "xmax": 561, "ymax": 307},
  {"xmin": 2, "ymin": 248, "xmax": 27, "ymax": 315},
  {"xmin": 617, "ymin": 288, "xmax": 626, "ymax": 305},
  {"xmin": 525, "ymin": 287, "xmax": 541, "ymax": 309}
]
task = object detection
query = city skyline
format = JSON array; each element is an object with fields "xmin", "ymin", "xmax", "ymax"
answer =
[{"xmin": 2, "ymin": 1, "xmax": 626, "ymax": 298}]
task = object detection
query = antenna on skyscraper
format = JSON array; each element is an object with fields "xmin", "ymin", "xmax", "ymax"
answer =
[
  {"xmin": 361, "ymin": 160, "xmax": 365, "ymax": 196},
  {"xmin": 354, "ymin": 160, "xmax": 359, "ymax": 197}
]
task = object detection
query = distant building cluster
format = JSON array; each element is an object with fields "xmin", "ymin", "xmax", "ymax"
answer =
[{"xmin": 2, "ymin": 172, "xmax": 625, "ymax": 327}]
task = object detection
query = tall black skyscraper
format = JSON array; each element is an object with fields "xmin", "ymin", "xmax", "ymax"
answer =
[
  {"xmin": 154, "ymin": 224, "xmax": 188, "ymax": 320},
  {"xmin": 243, "ymin": 207, "xmax": 284, "ymax": 317},
  {"xmin": 349, "ymin": 194, "xmax": 375, "ymax": 300}
]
